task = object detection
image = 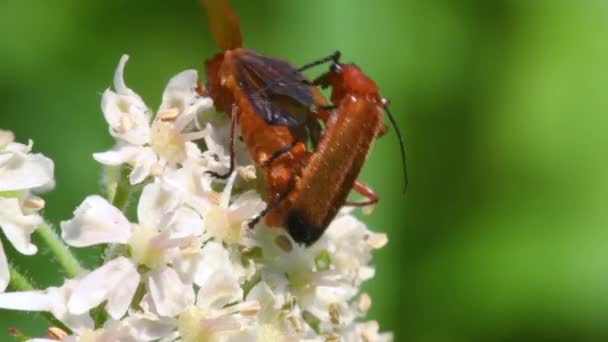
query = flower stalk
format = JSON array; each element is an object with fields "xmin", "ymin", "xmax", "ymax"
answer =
[
  {"xmin": 34, "ymin": 223, "xmax": 82, "ymax": 278},
  {"xmin": 7, "ymin": 265, "xmax": 34, "ymax": 292},
  {"xmin": 111, "ymin": 166, "xmax": 133, "ymax": 212},
  {"xmin": 8, "ymin": 266, "xmax": 71, "ymax": 333}
]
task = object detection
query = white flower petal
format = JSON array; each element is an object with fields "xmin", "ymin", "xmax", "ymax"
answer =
[
  {"xmin": 229, "ymin": 190, "xmax": 265, "ymax": 222},
  {"xmin": 159, "ymin": 70, "xmax": 199, "ymax": 113},
  {"xmin": 137, "ymin": 183, "xmax": 179, "ymax": 230},
  {"xmin": 0, "ymin": 129, "xmax": 14, "ymax": 145},
  {"xmin": 166, "ymin": 206, "xmax": 204, "ymax": 238},
  {"xmin": 105, "ymin": 270, "xmax": 141, "ymax": 320},
  {"xmin": 4, "ymin": 139, "xmax": 32, "ymax": 153},
  {"xmin": 202, "ymin": 122, "xmax": 231, "ymax": 161},
  {"xmin": 322, "ymin": 215, "xmax": 377, "ymax": 283},
  {"xmin": 114, "ymin": 55, "xmax": 145, "ymax": 102},
  {"xmin": 0, "ymin": 243, "xmax": 8, "ymax": 292},
  {"xmin": 220, "ymin": 171, "xmax": 238, "ymax": 207},
  {"xmin": 93, "ymin": 145, "xmax": 139, "ymax": 166},
  {"xmin": 101, "ymin": 55, "xmax": 151, "ymax": 146},
  {"xmin": 102, "ymin": 90, "xmax": 151, "ymax": 146},
  {"xmin": 0, "ymin": 151, "xmax": 54, "ymax": 192},
  {"xmin": 68, "ymin": 257, "xmax": 140, "ymax": 317},
  {"xmin": 196, "ymin": 271, "xmax": 242, "ymax": 311},
  {"xmin": 61, "ymin": 195, "xmax": 131, "ymax": 247},
  {"xmin": 158, "ymin": 69, "xmax": 214, "ymax": 136},
  {"xmin": 129, "ymin": 148, "xmax": 157, "ymax": 184},
  {"xmin": 160, "ymin": 162, "xmax": 214, "ymax": 216},
  {"xmin": 148, "ymin": 266, "xmax": 194, "ymax": 317},
  {"xmin": 46, "ymin": 282, "xmax": 95, "ymax": 333},
  {"xmin": 193, "ymin": 241, "xmax": 235, "ymax": 286},
  {"xmin": 0, "ymin": 280, "xmax": 94, "ymax": 333},
  {"xmin": 0, "ymin": 197, "xmax": 41, "ymax": 255},
  {"xmin": 0, "ymin": 154, "xmax": 12, "ymax": 166},
  {"xmin": 0, "ymin": 290, "xmax": 51, "ymax": 311},
  {"xmin": 122, "ymin": 312, "xmax": 176, "ymax": 341},
  {"xmin": 246, "ymin": 281, "xmax": 282, "ymax": 314}
]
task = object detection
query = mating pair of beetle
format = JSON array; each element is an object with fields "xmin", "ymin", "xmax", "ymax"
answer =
[{"xmin": 197, "ymin": 0, "xmax": 407, "ymax": 246}]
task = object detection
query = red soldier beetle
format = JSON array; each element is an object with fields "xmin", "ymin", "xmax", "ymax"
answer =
[
  {"xmin": 197, "ymin": 0, "xmax": 325, "ymax": 211},
  {"xmin": 197, "ymin": 0, "xmax": 391, "ymax": 245},
  {"xmin": 257, "ymin": 52, "xmax": 408, "ymax": 245}
]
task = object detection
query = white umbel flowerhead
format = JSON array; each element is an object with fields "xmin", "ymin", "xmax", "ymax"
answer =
[
  {"xmin": 0, "ymin": 129, "xmax": 55, "ymax": 292},
  {"xmin": 0, "ymin": 56, "xmax": 393, "ymax": 341},
  {"xmin": 93, "ymin": 54, "xmax": 214, "ymax": 185}
]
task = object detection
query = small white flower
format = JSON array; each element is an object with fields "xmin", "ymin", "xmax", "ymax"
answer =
[
  {"xmin": 60, "ymin": 181, "xmax": 206, "ymax": 321},
  {"xmin": 26, "ymin": 318, "xmax": 159, "ymax": 342},
  {"xmin": 0, "ymin": 130, "xmax": 55, "ymax": 292},
  {"xmin": 344, "ymin": 320, "xmax": 394, "ymax": 342},
  {"xmin": 68, "ymin": 256, "xmax": 140, "ymax": 320},
  {"xmin": 321, "ymin": 214, "xmax": 386, "ymax": 284},
  {"xmin": 60, "ymin": 183, "xmax": 203, "ymax": 256},
  {"xmin": 202, "ymin": 171, "xmax": 265, "ymax": 245},
  {"xmin": 246, "ymin": 280, "xmax": 312, "ymax": 340},
  {"xmin": 0, "ymin": 278, "xmax": 94, "ymax": 333},
  {"xmin": 190, "ymin": 241, "xmax": 237, "ymax": 287},
  {"xmin": 0, "ymin": 197, "xmax": 42, "ymax": 255},
  {"xmin": 102, "ymin": 55, "xmax": 150, "ymax": 146},
  {"xmin": 60, "ymin": 195, "xmax": 131, "ymax": 247},
  {"xmin": 147, "ymin": 266, "xmax": 195, "ymax": 317},
  {"xmin": 0, "ymin": 139, "xmax": 54, "ymax": 192},
  {"xmin": 93, "ymin": 55, "xmax": 214, "ymax": 185},
  {"xmin": 177, "ymin": 270, "xmax": 257, "ymax": 342},
  {"xmin": 158, "ymin": 155, "xmax": 216, "ymax": 217},
  {"xmin": 121, "ymin": 305, "xmax": 177, "ymax": 341}
]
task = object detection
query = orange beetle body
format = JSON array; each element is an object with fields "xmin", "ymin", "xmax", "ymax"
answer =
[{"xmin": 273, "ymin": 63, "xmax": 394, "ymax": 245}]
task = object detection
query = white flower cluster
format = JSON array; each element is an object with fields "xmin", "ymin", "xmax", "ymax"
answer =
[
  {"xmin": 0, "ymin": 55, "xmax": 392, "ymax": 342},
  {"xmin": 0, "ymin": 129, "xmax": 55, "ymax": 291}
]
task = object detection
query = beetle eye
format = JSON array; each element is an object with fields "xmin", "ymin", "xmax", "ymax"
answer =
[{"xmin": 329, "ymin": 63, "xmax": 342, "ymax": 73}]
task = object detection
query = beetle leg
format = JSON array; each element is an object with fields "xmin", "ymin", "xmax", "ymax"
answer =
[
  {"xmin": 248, "ymin": 187, "xmax": 291, "ymax": 229},
  {"xmin": 313, "ymin": 105, "xmax": 335, "ymax": 124},
  {"xmin": 308, "ymin": 83, "xmax": 333, "ymax": 125},
  {"xmin": 316, "ymin": 104, "xmax": 337, "ymax": 111},
  {"xmin": 376, "ymin": 123, "xmax": 389, "ymax": 138},
  {"xmin": 262, "ymin": 141, "xmax": 298, "ymax": 167},
  {"xmin": 345, "ymin": 180, "xmax": 379, "ymax": 207},
  {"xmin": 205, "ymin": 104, "xmax": 238, "ymax": 179},
  {"xmin": 195, "ymin": 82, "xmax": 208, "ymax": 97}
]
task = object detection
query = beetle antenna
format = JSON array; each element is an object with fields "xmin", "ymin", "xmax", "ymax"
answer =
[
  {"xmin": 383, "ymin": 106, "xmax": 408, "ymax": 193},
  {"xmin": 297, "ymin": 51, "xmax": 341, "ymax": 72}
]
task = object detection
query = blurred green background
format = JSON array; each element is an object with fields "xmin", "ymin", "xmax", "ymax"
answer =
[{"xmin": 1, "ymin": 0, "xmax": 607, "ymax": 340}]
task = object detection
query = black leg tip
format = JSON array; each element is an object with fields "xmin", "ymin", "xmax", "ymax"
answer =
[
  {"xmin": 248, "ymin": 218, "xmax": 260, "ymax": 229},
  {"xmin": 204, "ymin": 170, "xmax": 231, "ymax": 180}
]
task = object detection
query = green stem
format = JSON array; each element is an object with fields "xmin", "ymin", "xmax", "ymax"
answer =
[
  {"xmin": 34, "ymin": 224, "xmax": 82, "ymax": 278},
  {"xmin": 8, "ymin": 266, "xmax": 71, "ymax": 333},
  {"xmin": 91, "ymin": 306, "xmax": 108, "ymax": 329},
  {"xmin": 103, "ymin": 166, "xmax": 134, "ymax": 261},
  {"xmin": 112, "ymin": 166, "xmax": 133, "ymax": 212},
  {"xmin": 8, "ymin": 266, "xmax": 34, "ymax": 291}
]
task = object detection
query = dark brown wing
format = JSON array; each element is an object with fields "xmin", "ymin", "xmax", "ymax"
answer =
[{"xmin": 234, "ymin": 50, "xmax": 314, "ymax": 127}]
